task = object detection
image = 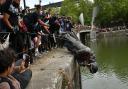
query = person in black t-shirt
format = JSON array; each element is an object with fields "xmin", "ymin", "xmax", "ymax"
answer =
[
  {"xmin": 2, "ymin": 0, "xmax": 21, "ymax": 32},
  {"xmin": 41, "ymin": 10, "xmax": 47, "ymax": 23},
  {"xmin": 24, "ymin": 5, "xmax": 49, "ymax": 56},
  {"xmin": 2, "ymin": 0, "xmax": 23, "ymax": 53},
  {"xmin": 23, "ymin": 5, "xmax": 49, "ymax": 34}
]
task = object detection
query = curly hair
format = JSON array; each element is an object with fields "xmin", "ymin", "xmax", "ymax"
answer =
[{"xmin": 0, "ymin": 48, "xmax": 16, "ymax": 73}]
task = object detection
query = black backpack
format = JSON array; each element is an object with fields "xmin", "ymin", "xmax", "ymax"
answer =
[{"xmin": 0, "ymin": 77, "xmax": 15, "ymax": 89}]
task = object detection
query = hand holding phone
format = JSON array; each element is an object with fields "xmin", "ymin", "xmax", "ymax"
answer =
[{"xmin": 23, "ymin": 54, "xmax": 30, "ymax": 68}]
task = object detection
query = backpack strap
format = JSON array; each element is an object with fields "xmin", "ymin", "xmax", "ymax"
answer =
[{"xmin": 0, "ymin": 77, "xmax": 15, "ymax": 89}]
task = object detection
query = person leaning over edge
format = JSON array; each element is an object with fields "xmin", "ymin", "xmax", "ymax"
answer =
[
  {"xmin": 23, "ymin": 5, "xmax": 50, "ymax": 56},
  {"xmin": 0, "ymin": 48, "xmax": 32, "ymax": 89}
]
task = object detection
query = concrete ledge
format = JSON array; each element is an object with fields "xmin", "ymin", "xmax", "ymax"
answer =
[{"xmin": 26, "ymin": 48, "xmax": 81, "ymax": 89}]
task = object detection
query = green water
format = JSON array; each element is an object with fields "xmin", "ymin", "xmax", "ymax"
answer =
[{"xmin": 82, "ymin": 36, "xmax": 128, "ymax": 89}]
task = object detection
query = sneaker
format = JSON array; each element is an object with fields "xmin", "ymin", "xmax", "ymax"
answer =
[{"xmin": 35, "ymin": 51, "xmax": 42, "ymax": 57}]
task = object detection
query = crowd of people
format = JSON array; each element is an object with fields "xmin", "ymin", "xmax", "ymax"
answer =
[{"xmin": 0, "ymin": 0, "xmax": 73, "ymax": 89}]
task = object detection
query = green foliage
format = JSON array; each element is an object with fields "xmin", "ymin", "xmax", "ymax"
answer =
[
  {"xmin": 60, "ymin": 0, "xmax": 80, "ymax": 22},
  {"xmin": 79, "ymin": 0, "xmax": 93, "ymax": 25},
  {"xmin": 60, "ymin": 0, "xmax": 93, "ymax": 24},
  {"xmin": 45, "ymin": 7, "xmax": 60, "ymax": 16},
  {"xmin": 95, "ymin": 0, "xmax": 128, "ymax": 27},
  {"xmin": 60, "ymin": 0, "xmax": 128, "ymax": 27}
]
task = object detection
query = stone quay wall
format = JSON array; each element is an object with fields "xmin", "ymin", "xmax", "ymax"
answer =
[{"xmin": 26, "ymin": 48, "xmax": 81, "ymax": 89}]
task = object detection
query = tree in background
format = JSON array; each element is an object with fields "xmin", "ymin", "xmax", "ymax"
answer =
[
  {"xmin": 60, "ymin": 0, "xmax": 80, "ymax": 23},
  {"xmin": 95, "ymin": 0, "xmax": 128, "ymax": 27},
  {"xmin": 79, "ymin": 0, "xmax": 93, "ymax": 25},
  {"xmin": 60, "ymin": 0, "xmax": 93, "ymax": 24},
  {"xmin": 60, "ymin": 0, "xmax": 128, "ymax": 28}
]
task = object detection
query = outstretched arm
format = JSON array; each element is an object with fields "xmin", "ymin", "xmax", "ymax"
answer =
[
  {"xmin": 3, "ymin": 13, "xmax": 13, "ymax": 31},
  {"xmin": 38, "ymin": 19, "xmax": 50, "ymax": 33}
]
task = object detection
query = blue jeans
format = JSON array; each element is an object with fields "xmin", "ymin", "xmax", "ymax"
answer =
[
  {"xmin": 12, "ymin": 60, "xmax": 32, "ymax": 89},
  {"xmin": 12, "ymin": 69, "xmax": 32, "ymax": 89}
]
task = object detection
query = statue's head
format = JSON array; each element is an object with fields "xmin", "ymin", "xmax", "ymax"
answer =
[
  {"xmin": 88, "ymin": 62, "xmax": 98, "ymax": 74},
  {"xmin": 75, "ymin": 49, "xmax": 98, "ymax": 74}
]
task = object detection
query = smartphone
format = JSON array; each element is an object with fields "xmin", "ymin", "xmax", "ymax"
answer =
[{"xmin": 23, "ymin": 54, "xmax": 30, "ymax": 68}]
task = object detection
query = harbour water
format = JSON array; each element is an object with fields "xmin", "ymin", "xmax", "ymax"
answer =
[{"xmin": 82, "ymin": 36, "xmax": 128, "ymax": 89}]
